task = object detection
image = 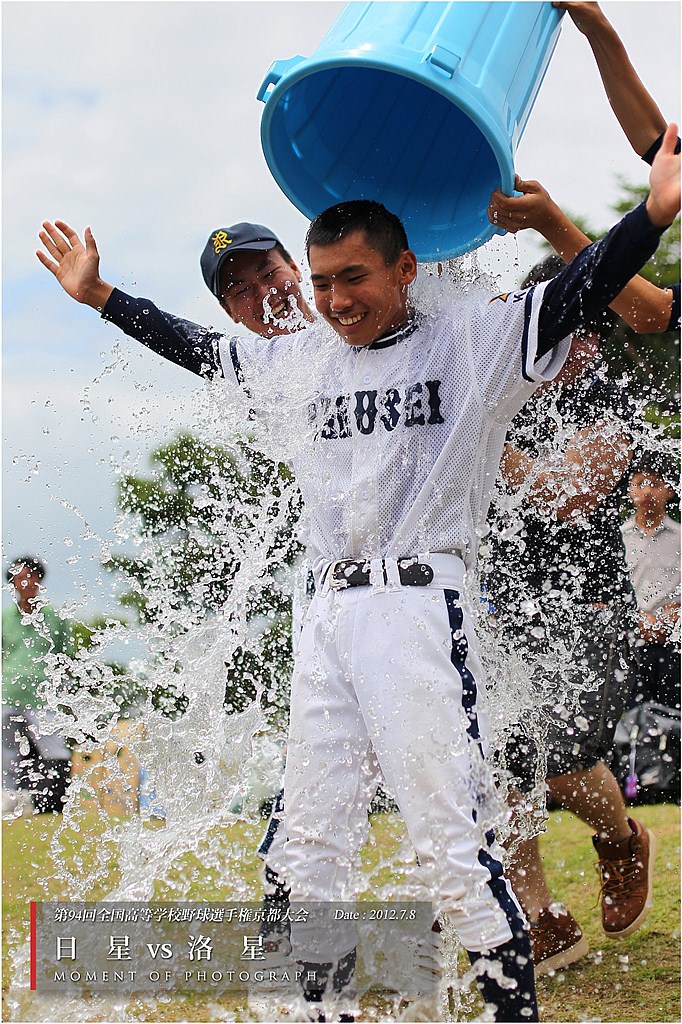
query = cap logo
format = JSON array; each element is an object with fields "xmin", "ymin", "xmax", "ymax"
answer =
[{"xmin": 212, "ymin": 231, "xmax": 232, "ymax": 254}]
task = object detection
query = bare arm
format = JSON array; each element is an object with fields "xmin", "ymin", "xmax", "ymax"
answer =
[
  {"xmin": 554, "ymin": 2, "xmax": 667, "ymax": 156},
  {"xmin": 501, "ymin": 420, "xmax": 633, "ymax": 522},
  {"xmin": 488, "ymin": 125, "xmax": 679, "ymax": 355},
  {"xmin": 488, "ymin": 176, "xmax": 675, "ymax": 333},
  {"xmin": 638, "ymin": 603, "xmax": 680, "ymax": 643}
]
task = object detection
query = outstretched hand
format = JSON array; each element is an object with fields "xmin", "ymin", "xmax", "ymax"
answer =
[
  {"xmin": 488, "ymin": 176, "xmax": 559, "ymax": 235},
  {"xmin": 646, "ymin": 123, "xmax": 681, "ymax": 228},
  {"xmin": 552, "ymin": 2, "xmax": 605, "ymax": 35},
  {"xmin": 36, "ymin": 221, "xmax": 113, "ymax": 309}
]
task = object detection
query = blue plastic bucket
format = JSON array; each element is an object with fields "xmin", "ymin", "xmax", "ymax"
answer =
[{"xmin": 258, "ymin": 2, "xmax": 563, "ymax": 261}]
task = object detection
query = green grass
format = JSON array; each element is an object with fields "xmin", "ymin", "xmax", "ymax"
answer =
[{"xmin": 3, "ymin": 805, "xmax": 680, "ymax": 1022}]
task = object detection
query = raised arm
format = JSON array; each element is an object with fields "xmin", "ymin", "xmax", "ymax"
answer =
[
  {"xmin": 638, "ymin": 603, "xmax": 680, "ymax": 644},
  {"xmin": 488, "ymin": 176, "xmax": 677, "ymax": 333},
  {"xmin": 37, "ymin": 221, "xmax": 223, "ymax": 379},
  {"xmin": 501, "ymin": 418, "xmax": 632, "ymax": 522},
  {"xmin": 553, "ymin": 2, "xmax": 668, "ymax": 156},
  {"xmin": 504, "ymin": 124, "xmax": 680, "ymax": 356}
]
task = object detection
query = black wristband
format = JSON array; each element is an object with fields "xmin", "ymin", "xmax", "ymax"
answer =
[{"xmin": 642, "ymin": 131, "xmax": 681, "ymax": 167}]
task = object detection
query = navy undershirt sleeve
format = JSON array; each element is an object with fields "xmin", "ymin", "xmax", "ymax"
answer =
[
  {"xmin": 536, "ymin": 201, "xmax": 667, "ymax": 358},
  {"xmin": 101, "ymin": 288, "xmax": 225, "ymax": 379}
]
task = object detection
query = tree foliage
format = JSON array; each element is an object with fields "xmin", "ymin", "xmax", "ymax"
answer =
[{"xmin": 105, "ymin": 432, "xmax": 302, "ymax": 728}]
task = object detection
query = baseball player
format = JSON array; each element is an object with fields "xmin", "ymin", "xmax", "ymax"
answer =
[
  {"xmin": 622, "ymin": 451, "xmax": 681, "ymax": 709},
  {"xmin": 37, "ymin": 218, "xmax": 315, "ymax": 354},
  {"xmin": 224, "ymin": 130, "xmax": 674, "ymax": 1020},
  {"xmin": 486, "ymin": 19, "xmax": 680, "ymax": 960},
  {"xmin": 37, "ymin": 128, "xmax": 678, "ymax": 1019}
]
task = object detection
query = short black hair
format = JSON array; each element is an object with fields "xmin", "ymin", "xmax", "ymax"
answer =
[
  {"xmin": 521, "ymin": 253, "xmax": 565, "ymax": 290},
  {"xmin": 306, "ymin": 200, "xmax": 409, "ymax": 266},
  {"xmin": 7, "ymin": 555, "xmax": 46, "ymax": 583},
  {"xmin": 521, "ymin": 253, "xmax": 620, "ymax": 340},
  {"xmin": 630, "ymin": 449, "xmax": 680, "ymax": 491}
]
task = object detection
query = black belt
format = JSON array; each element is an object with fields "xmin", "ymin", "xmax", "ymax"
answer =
[{"xmin": 327, "ymin": 558, "xmax": 434, "ymax": 590}]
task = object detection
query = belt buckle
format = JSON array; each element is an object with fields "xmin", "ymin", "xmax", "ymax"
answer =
[
  {"xmin": 329, "ymin": 559, "xmax": 370, "ymax": 590},
  {"xmin": 398, "ymin": 558, "xmax": 434, "ymax": 587}
]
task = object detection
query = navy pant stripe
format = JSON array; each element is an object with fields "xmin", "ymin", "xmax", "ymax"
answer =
[
  {"xmin": 444, "ymin": 589, "xmax": 481, "ymax": 744},
  {"xmin": 444, "ymin": 591, "xmax": 527, "ymax": 938},
  {"xmin": 521, "ymin": 286, "xmax": 536, "ymax": 382},
  {"xmin": 257, "ymin": 786, "xmax": 285, "ymax": 857},
  {"xmin": 479, "ymin": 846, "xmax": 527, "ymax": 938}
]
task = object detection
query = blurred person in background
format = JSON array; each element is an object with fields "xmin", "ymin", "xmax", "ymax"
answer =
[
  {"xmin": 622, "ymin": 451, "xmax": 681, "ymax": 710},
  {"xmin": 2, "ymin": 556, "xmax": 73, "ymax": 815}
]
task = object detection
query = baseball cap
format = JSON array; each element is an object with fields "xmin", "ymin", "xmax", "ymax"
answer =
[{"xmin": 200, "ymin": 222, "xmax": 281, "ymax": 299}]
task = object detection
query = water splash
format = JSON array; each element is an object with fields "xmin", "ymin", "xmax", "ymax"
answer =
[{"xmin": 5, "ymin": 249, "xmax": 676, "ymax": 1021}]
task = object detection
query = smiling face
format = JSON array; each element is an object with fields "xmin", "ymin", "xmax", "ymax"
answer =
[
  {"xmin": 218, "ymin": 248, "xmax": 308, "ymax": 337},
  {"xmin": 309, "ymin": 230, "xmax": 417, "ymax": 347}
]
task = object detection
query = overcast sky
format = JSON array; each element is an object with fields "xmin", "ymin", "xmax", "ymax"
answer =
[{"xmin": 3, "ymin": 1, "xmax": 680, "ymax": 622}]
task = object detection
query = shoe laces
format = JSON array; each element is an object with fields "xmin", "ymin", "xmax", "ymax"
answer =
[
  {"xmin": 530, "ymin": 915, "xmax": 555, "ymax": 937},
  {"xmin": 595, "ymin": 850, "xmax": 643, "ymax": 901}
]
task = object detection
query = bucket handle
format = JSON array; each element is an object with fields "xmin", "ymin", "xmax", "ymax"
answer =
[
  {"xmin": 257, "ymin": 56, "xmax": 306, "ymax": 103},
  {"xmin": 423, "ymin": 45, "xmax": 460, "ymax": 80}
]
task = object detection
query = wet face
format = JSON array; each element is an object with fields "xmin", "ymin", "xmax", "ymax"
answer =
[
  {"xmin": 11, "ymin": 565, "xmax": 42, "ymax": 610},
  {"xmin": 629, "ymin": 471, "xmax": 674, "ymax": 513},
  {"xmin": 309, "ymin": 230, "xmax": 417, "ymax": 347},
  {"xmin": 218, "ymin": 248, "xmax": 305, "ymax": 337}
]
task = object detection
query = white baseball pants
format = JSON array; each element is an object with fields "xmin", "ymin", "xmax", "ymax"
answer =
[{"xmin": 276, "ymin": 563, "xmax": 526, "ymax": 961}]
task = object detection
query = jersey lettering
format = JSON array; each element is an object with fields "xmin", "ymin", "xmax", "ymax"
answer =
[
  {"xmin": 308, "ymin": 380, "xmax": 444, "ymax": 439},
  {"xmin": 317, "ymin": 395, "xmax": 352, "ymax": 440},
  {"xmin": 354, "ymin": 391, "xmax": 378, "ymax": 434},
  {"xmin": 380, "ymin": 388, "xmax": 402, "ymax": 431},
  {"xmin": 404, "ymin": 383, "xmax": 425, "ymax": 427},
  {"xmin": 335, "ymin": 395, "xmax": 352, "ymax": 438},
  {"xmin": 425, "ymin": 380, "xmax": 445, "ymax": 424}
]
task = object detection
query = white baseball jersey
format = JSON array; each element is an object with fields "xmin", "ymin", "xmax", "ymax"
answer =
[{"xmin": 218, "ymin": 280, "xmax": 569, "ymax": 572}]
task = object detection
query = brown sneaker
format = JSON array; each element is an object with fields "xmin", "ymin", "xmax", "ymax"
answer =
[
  {"xmin": 593, "ymin": 818, "xmax": 657, "ymax": 938},
  {"xmin": 530, "ymin": 905, "xmax": 589, "ymax": 975}
]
